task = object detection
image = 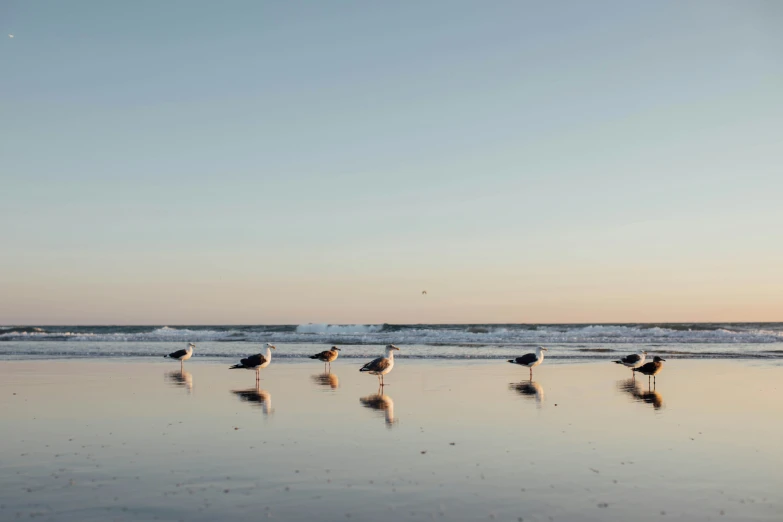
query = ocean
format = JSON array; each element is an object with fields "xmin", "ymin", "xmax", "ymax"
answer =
[{"xmin": 1, "ymin": 323, "xmax": 782, "ymax": 360}]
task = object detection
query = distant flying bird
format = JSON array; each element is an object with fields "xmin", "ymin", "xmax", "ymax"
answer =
[
  {"xmin": 8, "ymin": 34, "xmax": 13, "ymax": 38},
  {"xmin": 360, "ymin": 344, "xmax": 400, "ymax": 386},
  {"xmin": 508, "ymin": 346, "xmax": 548, "ymax": 379},
  {"xmin": 230, "ymin": 343, "xmax": 276, "ymax": 383},
  {"xmin": 310, "ymin": 346, "xmax": 340, "ymax": 371},
  {"xmin": 614, "ymin": 350, "xmax": 648, "ymax": 375},
  {"xmin": 422, "ymin": 290, "xmax": 427, "ymax": 295},
  {"xmin": 633, "ymin": 356, "xmax": 666, "ymax": 386},
  {"xmin": 164, "ymin": 342, "xmax": 195, "ymax": 369}
]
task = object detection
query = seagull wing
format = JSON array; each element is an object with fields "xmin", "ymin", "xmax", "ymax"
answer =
[
  {"xmin": 513, "ymin": 353, "xmax": 538, "ymax": 366},
  {"xmin": 634, "ymin": 361, "xmax": 655, "ymax": 374},
  {"xmin": 622, "ymin": 354, "xmax": 641, "ymax": 364},
  {"xmin": 311, "ymin": 350, "xmax": 330, "ymax": 361},
  {"xmin": 167, "ymin": 348, "xmax": 188, "ymax": 359},
  {"xmin": 239, "ymin": 354, "xmax": 266, "ymax": 368},
  {"xmin": 360, "ymin": 357, "xmax": 389, "ymax": 373}
]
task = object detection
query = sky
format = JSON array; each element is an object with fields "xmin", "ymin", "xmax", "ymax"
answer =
[{"xmin": 1, "ymin": 1, "xmax": 782, "ymax": 325}]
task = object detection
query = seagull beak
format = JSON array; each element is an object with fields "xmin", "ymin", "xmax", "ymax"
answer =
[{"xmin": 659, "ymin": 358, "xmax": 666, "ymax": 361}]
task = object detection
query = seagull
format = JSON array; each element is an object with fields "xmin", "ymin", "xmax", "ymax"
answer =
[
  {"xmin": 614, "ymin": 350, "xmax": 648, "ymax": 376},
  {"xmin": 360, "ymin": 344, "xmax": 399, "ymax": 386},
  {"xmin": 309, "ymin": 346, "xmax": 340, "ymax": 371},
  {"xmin": 230, "ymin": 343, "xmax": 275, "ymax": 383},
  {"xmin": 508, "ymin": 346, "xmax": 547, "ymax": 379},
  {"xmin": 360, "ymin": 392, "xmax": 396, "ymax": 426},
  {"xmin": 164, "ymin": 342, "xmax": 195, "ymax": 369},
  {"xmin": 422, "ymin": 290, "xmax": 427, "ymax": 295},
  {"xmin": 633, "ymin": 356, "xmax": 666, "ymax": 387}
]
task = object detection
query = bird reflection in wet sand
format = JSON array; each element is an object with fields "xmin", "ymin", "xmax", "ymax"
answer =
[
  {"xmin": 359, "ymin": 391, "xmax": 396, "ymax": 427},
  {"xmin": 311, "ymin": 372, "xmax": 339, "ymax": 390},
  {"xmin": 165, "ymin": 370, "xmax": 193, "ymax": 394},
  {"xmin": 232, "ymin": 386, "xmax": 273, "ymax": 415},
  {"xmin": 509, "ymin": 380, "xmax": 545, "ymax": 406},
  {"xmin": 617, "ymin": 378, "xmax": 664, "ymax": 410}
]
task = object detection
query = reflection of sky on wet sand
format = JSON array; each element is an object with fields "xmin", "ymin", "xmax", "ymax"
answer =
[{"xmin": 1, "ymin": 360, "xmax": 782, "ymax": 521}]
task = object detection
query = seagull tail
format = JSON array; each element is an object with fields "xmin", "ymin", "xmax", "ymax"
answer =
[
  {"xmin": 229, "ymin": 364, "xmax": 243, "ymax": 370},
  {"xmin": 163, "ymin": 355, "xmax": 169, "ymax": 358},
  {"xmin": 507, "ymin": 359, "xmax": 515, "ymax": 364},
  {"xmin": 309, "ymin": 355, "xmax": 319, "ymax": 360},
  {"xmin": 613, "ymin": 360, "xmax": 623, "ymax": 364}
]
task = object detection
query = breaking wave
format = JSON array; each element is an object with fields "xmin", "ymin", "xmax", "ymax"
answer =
[{"xmin": 1, "ymin": 323, "xmax": 783, "ymax": 345}]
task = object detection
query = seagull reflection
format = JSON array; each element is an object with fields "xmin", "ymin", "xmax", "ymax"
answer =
[
  {"xmin": 232, "ymin": 386, "xmax": 273, "ymax": 415},
  {"xmin": 509, "ymin": 380, "xmax": 545, "ymax": 406},
  {"xmin": 165, "ymin": 370, "xmax": 193, "ymax": 394},
  {"xmin": 617, "ymin": 378, "xmax": 664, "ymax": 410},
  {"xmin": 311, "ymin": 372, "xmax": 339, "ymax": 390},
  {"xmin": 359, "ymin": 391, "xmax": 396, "ymax": 427}
]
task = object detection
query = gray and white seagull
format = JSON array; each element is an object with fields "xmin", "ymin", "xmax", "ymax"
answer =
[
  {"xmin": 230, "ymin": 343, "xmax": 276, "ymax": 384},
  {"xmin": 164, "ymin": 342, "xmax": 195, "ymax": 369},
  {"xmin": 360, "ymin": 345, "xmax": 399, "ymax": 387},
  {"xmin": 508, "ymin": 346, "xmax": 548, "ymax": 379},
  {"xmin": 614, "ymin": 350, "xmax": 648, "ymax": 376}
]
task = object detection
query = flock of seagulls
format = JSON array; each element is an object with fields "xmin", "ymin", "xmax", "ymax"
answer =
[{"xmin": 164, "ymin": 343, "xmax": 667, "ymax": 390}]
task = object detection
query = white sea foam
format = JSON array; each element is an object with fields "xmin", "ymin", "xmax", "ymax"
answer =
[
  {"xmin": 1, "ymin": 324, "xmax": 782, "ymax": 345},
  {"xmin": 295, "ymin": 323, "xmax": 384, "ymax": 335}
]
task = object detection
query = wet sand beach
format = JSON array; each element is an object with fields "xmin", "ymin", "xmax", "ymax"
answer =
[{"xmin": 1, "ymin": 359, "xmax": 781, "ymax": 521}]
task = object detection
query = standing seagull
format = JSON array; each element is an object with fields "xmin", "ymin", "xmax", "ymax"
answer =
[
  {"xmin": 360, "ymin": 345, "xmax": 399, "ymax": 387},
  {"xmin": 310, "ymin": 346, "xmax": 341, "ymax": 372},
  {"xmin": 614, "ymin": 350, "xmax": 647, "ymax": 376},
  {"xmin": 633, "ymin": 356, "xmax": 666, "ymax": 387},
  {"xmin": 508, "ymin": 346, "xmax": 548, "ymax": 379},
  {"xmin": 164, "ymin": 342, "xmax": 195, "ymax": 369},
  {"xmin": 230, "ymin": 343, "xmax": 276, "ymax": 384}
]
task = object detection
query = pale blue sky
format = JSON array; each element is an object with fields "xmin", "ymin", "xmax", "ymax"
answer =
[{"xmin": 1, "ymin": 1, "xmax": 782, "ymax": 324}]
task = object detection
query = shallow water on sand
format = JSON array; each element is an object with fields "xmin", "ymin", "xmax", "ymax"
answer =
[{"xmin": 1, "ymin": 360, "xmax": 781, "ymax": 521}]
